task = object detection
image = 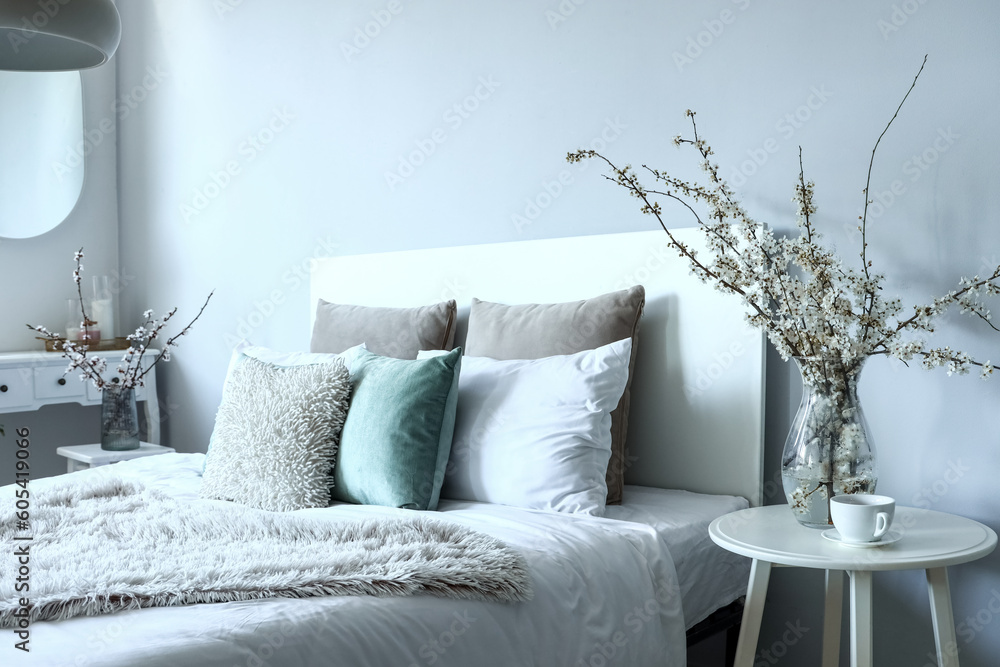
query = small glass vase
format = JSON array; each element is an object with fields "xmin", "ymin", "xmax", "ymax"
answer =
[
  {"xmin": 101, "ymin": 384, "xmax": 140, "ymax": 451},
  {"xmin": 781, "ymin": 356, "xmax": 877, "ymax": 528}
]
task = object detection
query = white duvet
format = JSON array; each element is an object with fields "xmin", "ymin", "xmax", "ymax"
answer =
[{"xmin": 2, "ymin": 454, "xmax": 691, "ymax": 667}]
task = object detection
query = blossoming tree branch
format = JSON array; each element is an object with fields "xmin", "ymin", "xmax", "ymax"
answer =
[
  {"xmin": 568, "ymin": 56, "xmax": 999, "ymax": 391},
  {"xmin": 29, "ymin": 249, "xmax": 213, "ymax": 391}
]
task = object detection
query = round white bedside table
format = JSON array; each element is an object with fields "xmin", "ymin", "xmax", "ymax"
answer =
[{"xmin": 709, "ymin": 505, "xmax": 997, "ymax": 667}]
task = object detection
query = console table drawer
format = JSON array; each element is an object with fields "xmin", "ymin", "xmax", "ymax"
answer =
[
  {"xmin": 0, "ymin": 369, "xmax": 33, "ymax": 410},
  {"xmin": 0, "ymin": 350, "xmax": 160, "ymax": 445},
  {"xmin": 33, "ymin": 366, "xmax": 86, "ymax": 400}
]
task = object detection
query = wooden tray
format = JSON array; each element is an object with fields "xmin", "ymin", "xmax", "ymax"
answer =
[{"xmin": 43, "ymin": 337, "xmax": 133, "ymax": 353}]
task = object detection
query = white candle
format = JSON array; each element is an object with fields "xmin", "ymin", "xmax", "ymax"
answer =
[{"xmin": 90, "ymin": 298, "xmax": 113, "ymax": 340}]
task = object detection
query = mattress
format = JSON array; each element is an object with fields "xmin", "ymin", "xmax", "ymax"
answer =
[
  {"xmin": 606, "ymin": 485, "xmax": 750, "ymax": 628},
  {"xmin": 1, "ymin": 454, "xmax": 749, "ymax": 666}
]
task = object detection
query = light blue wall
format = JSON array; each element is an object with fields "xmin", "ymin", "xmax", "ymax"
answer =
[
  {"xmin": 0, "ymin": 64, "xmax": 120, "ymax": 351},
  {"xmin": 6, "ymin": 0, "xmax": 997, "ymax": 664},
  {"xmin": 0, "ymin": 63, "xmax": 120, "ymax": 479}
]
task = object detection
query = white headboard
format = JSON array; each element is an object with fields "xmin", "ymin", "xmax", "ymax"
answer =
[{"xmin": 311, "ymin": 229, "xmax": 766, "ymax": 505}]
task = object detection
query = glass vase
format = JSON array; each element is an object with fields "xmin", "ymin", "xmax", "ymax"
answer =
[
  {"xmin": 781, "ymin": 356, "xmax": 877, "ymax": 528},
  {"xmin": 101, "ymin": 384, "xmax": 140, "ymax": 451}
]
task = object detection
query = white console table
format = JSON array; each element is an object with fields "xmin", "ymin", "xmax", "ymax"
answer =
[{"xmin": 0, "ymin": 350, "xmax": 160, "ymax": 444}]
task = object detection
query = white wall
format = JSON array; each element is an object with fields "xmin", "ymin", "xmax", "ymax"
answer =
[
  {"xmin": 0, "ymin": 63, "xmax": 120, "ymax": 479},
  {"xmin": 0, "ymin": 63, "xmax": 120, "ymax": 349},
  {"xmin": 111, "ymin": 0, "xmax": 1000, "ymax": 664}
]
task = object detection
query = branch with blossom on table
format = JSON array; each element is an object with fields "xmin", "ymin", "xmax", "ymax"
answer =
[
  {"xmin": 567, "ymin": 56, "xmax": 998, "ymax": 395},
  {"xmin": 29, "ymin": 249, "xmax": 213, "ymax": 391}
]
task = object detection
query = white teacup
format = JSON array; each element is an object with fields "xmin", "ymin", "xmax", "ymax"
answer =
[{"xmin": 830, "ymin": 494, "xmax": 895, "ymax": 543}]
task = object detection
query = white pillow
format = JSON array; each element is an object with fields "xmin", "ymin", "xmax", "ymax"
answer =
[
  {"xmin": 200, "ymin": 356, "xmax": 351, "ymax": 512},
  {"xmin": 225, "ymin": 340, "xmax": 366, "ymax": 378},
  {"xmin": 424, "ymin": 337, "xmax": 632, "ymax": 516},
  {"xmin": 207, "ymin": 342, "xmax": 364, "ymax": 453}
]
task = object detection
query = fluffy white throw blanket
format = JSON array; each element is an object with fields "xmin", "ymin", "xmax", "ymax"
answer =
[{"xmin": 0, "ymin": 475, "xmax": 532, "ymax": 626}]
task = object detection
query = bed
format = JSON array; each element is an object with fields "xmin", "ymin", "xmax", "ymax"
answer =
[{"xmin": 1, "ymin": 228, "xmax": 765, "ymax": 666}]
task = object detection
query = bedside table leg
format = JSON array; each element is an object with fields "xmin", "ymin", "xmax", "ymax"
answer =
[
  {"xmin": 927, "ymin": 567, "xmax": 960, "ymax": 667},
  {"xmin": 734, "ymin": 558, "xmax": 771, "ymax": 667},
  {"xmin": 822, "ymin": 570, "xmax": 843, "ymax": 667},
  {"xmin": 849, "ymin": 570, "xmax": 873, "ymax": 667}
]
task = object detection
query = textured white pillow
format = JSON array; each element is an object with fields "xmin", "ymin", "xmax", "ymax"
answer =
[
  {"xmin": 204, "ymin": 342, "xmax": 364, "ymax": 471},
  {"xmin": 200, "ymin": 356, "xmax": 351, "ymax": 512},
  {"xmin": 433, "ymin": 337, "xmax": 632, "ymax": 516},
  {"xmin": 226, "ymin": 340, "xmax": 366, "ymax": 375}
]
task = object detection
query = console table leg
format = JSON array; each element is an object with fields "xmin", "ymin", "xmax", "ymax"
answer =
[
  {"xmin": 822, "ymin": 570, "xmax": 843, "ymax": 667},
  {"xmin": 144, "ymin": 395, "xmax": 161, "ymax": 445},
  {"xmin": 927, "ymin": 567, "xmax": 960, "ymax": 667},
  {"xmin": 734, "ymin": 559, "xmax": 771, "ymax": 667},
  {"xmin": 849, "ymin": 570, "xmax": 873, "ymax": 667}
]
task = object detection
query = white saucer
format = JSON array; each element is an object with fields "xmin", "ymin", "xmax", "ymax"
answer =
[{"xmin": 822, "ymin": 529, "xmax": 901, "ymax": 548}]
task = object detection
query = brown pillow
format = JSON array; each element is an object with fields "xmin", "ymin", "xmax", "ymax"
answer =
[
  {"xmin": 464, "ymin": 286, "xmax": 645, "ymax": 505},
  {"xmin": 310, "ymin": 299, "xmax": 458, "ymax": 359}
]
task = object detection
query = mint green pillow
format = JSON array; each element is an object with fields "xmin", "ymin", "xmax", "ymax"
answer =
[{"xmin": 333, "ymin": 347, "xmax": 462, "ymax": 510}]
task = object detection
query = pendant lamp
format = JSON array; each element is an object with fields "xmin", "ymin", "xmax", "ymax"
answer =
[{"xmin": 0, "ymin": 0, "xmax": 121, "ymax": 71}]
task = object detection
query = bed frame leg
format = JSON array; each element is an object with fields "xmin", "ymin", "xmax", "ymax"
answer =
[{"xmin": 725, "ymin": 620, "xmax": 740, "ymax": 667}]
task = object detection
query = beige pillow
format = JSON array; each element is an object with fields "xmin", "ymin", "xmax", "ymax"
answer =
[
  {"xmin": 464, "ymin": 286, "xmax": 645, "ymax": 505},
  {"xmin": 310, "ymin": 299, "xmax": 458, "ymax": 359}
]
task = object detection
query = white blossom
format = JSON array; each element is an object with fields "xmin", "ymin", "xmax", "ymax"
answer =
[
  {"xmin": 569, "ymin": 109, "xmax": 1000, "ymax": 388},
  {"xmin": 28, "ymin": 249, "xmax": 213, "ymax": 392}
]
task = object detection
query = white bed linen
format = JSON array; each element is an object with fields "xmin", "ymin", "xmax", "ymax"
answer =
[
  {"xmin": 3, "ymin": 454, "xmax": 688, "ymax": 667},
  {"xmin": 606, "ymin": 486, "xmax": 751, "ymax": 628}
]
